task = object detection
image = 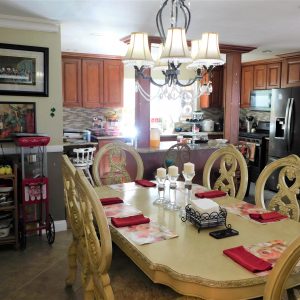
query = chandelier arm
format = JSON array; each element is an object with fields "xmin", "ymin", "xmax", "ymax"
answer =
[
  {"xmin": 156, "ymin": 0, "xmax": 168, "ymax": 43},
  {"xmin": 181, "ymin": 1, "xmax": 191, "ymax": 31},
  {"xmin": 134, "ymin": 66, "xmax": 168, "ymax": 87},
  {"xmin": 175, "ymin": 76, "xmax": 202, "ymax": 87}
]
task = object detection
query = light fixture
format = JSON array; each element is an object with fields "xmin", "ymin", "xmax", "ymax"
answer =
[{"xmin": 123, "ymin": 0, "xmax": 224, "ymax": 101}]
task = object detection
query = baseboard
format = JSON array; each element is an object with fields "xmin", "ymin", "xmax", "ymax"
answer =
[{"xmin": 54, "ymin": 220, "xmax": 67, "ymax": 232}]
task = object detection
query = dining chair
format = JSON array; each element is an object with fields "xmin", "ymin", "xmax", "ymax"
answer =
[
  {"xmin": 92, "ymin": 141, "xmax": 144, "ymax": 186},
  {"xmin": 72, "ymin": 147, "xmax": 96, "ymax": 186},
  {"xmin": 75, "ymin": 168, "xmax": 114, "ymax": 299},
  {"xmin": 61, "ymin": 155, "xmax": 92, "ymax": 298},
  {"xmin": 255, "ymin": 154, "xmax": 300, "ymax": 221},
  {"xmin": 264, "ymin": 235, "xmax": 300, "ymax": 300},
  {"xmin": 202, "ymin": 144, "xmax": 248, "ymax": 200},
  {"xmin": 163, "ymin": 142, "xmax": 191, "ymax": 180}
]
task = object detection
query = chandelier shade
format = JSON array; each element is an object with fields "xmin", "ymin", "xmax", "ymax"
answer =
[
  {"xmin": 193, "ymin": 32, "xmax": 223, "ymax": 67},
  {"xmin": 123, "ymin": 32, "xmax": 154, "ymax": 68},
  {"xmin": 159, "ymin": 28, "xmax": 192, "ymax": 64}
]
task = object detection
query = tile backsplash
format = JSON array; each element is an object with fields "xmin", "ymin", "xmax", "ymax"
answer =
[
  {"xmin": 239, "ymin": 108, "xmax": 270, "ymax": 124},
  {"xmin": 63, "ymin": 107, "xmax": 122, "ymax": 130}
]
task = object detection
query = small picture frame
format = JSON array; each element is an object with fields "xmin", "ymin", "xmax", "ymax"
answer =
[
  {"xmin": 0, "ymin": 102, "xmax": 36, "ymax": 142},
  {"xmin": 0, "ymin": 43, "xmax": 49, "ymax": 97}
]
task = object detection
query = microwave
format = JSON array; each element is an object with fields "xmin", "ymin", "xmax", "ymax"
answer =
[{"xmin": 250, "ymin": 90, "xmax": 272, "ymax": 111}]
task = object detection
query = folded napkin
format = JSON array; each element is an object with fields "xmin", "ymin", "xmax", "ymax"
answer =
[
  {"xmin": 100, "ymin": 197, "xmax": 124, "ymax": 206},
  {"xmin": 111, "ymin": 214, "xmax": 150, "ymax": 228},
  {"xmin": 223, "ymin": 246, "xmax": 272, "ymax": 273},
  {"xmin": 135, "ymin": 179, "xmax": 156, "ymax": 187},
  {"xmin": 191, "ymin": 198, "xmax": 220, "ymax": 214},
  {"xmin": 249, "ymin": 211, "xmax": 288, "ymax": 223},
  {"xmin": 195, "ymin": 190, "xmax": 227, "ymax": 198}
]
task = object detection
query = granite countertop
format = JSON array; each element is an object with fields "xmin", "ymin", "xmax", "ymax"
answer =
[
  {"xmin": 63, "ymin": 139, "xmax": 98, "ymax": 147},
  {"xmin": 161, "ymin": 132, "xmax": 223, "ymax": 137},
  {"xmin": 136, "ymin": 141, "xmax": 224, "ymax": 153},
  {"xmin": 92, "ymin": 135, "xmax": 134, "ymax": 140}
]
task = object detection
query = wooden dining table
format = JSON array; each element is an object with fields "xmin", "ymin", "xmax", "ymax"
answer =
[{"xmin": 95, "ymin": 182, "xmax": 300, "ymax": 300}]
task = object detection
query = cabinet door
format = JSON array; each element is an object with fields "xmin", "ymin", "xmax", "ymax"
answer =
[
  {"xmin": 281, "ymin": 57, "xmax": 300, "ymax": 88},
  {"xmin": 253, "ymin": 65, "xmax": 267, "ymax": 89},
  {"xmin": 199, "ymin": 66, "xmax": 223, "ymax": 108},
  {"xmin": 103, "ymin": 60, "xmax": 124, "ymax": 108},
  {"xmin": 62, "ymin": 58, "xmax": 82, "ymax": 107},
  {"xmin": 241, "ymin": 66, "xmax": 253, "ymax": 108},
  {"xmin": 82, "ymin": 59, "xmax": 104, "ymax": 108},
  {"xmin": 267, "ymin": 63, "xmax": 281, "ymax": 89}
]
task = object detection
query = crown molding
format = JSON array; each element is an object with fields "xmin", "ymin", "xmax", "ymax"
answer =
[{"xmin": 0, "ymin": 14, "xmax": 60, "ymax": 32}]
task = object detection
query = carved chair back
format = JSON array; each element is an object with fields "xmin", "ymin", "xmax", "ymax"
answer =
[
  {"xmin": 163, "ymin": 143, "xmax": 191, "ymax": 179},
  {"xmin": 255, "ymin": 154, "xmax": 300, "ymax": 221},
  {"xmin": 264, "ymin": 235, "xmax": 300, "ymax": 299},
  {"xmin": 75, "ymin": 169, "xmax": 114, "ymax": 299},
  {"xmin": 92, "ymin": 141, "xmax": 144, "ymax": 186},
  {"xmin": 203, "ymin": 144, "xmax": 248, "ymax": 200}
]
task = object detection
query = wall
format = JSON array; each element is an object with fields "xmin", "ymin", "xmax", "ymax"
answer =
[{"xmin": 0, "ymin": 27, "xmax": 63, "ymax": 145}]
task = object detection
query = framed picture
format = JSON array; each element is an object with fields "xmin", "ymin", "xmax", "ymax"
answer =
[
  {"xmin": 0, "ymin": 102, "xmax": 36, "ymax": 141},
  {"xmin": 0, "ymin": 43, "xmax": 49, "ymax": 97}
]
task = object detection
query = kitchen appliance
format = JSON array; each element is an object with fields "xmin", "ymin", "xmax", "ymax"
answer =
[
  {"xmin": 245, "ymin": 115, "xmax": 254, "ymax": 133},
  {"xmin": 239, "ymin": 121, "xmax": 270, "ymax": 184},
  {"xmin": 250, "ymin": 90, "xmax": 272, "ymax": 111},
  {"xmin": 202, "ymin": 119, "xmax": 214, "ymax": 132},
  {"xmin": 268, "ymin": 87, "xmax": 300, "ymax": 190}
]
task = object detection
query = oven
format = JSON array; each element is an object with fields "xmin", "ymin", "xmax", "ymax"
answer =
[{"xmin": 239, "ymin": 132, "xmax": 269, "ymax": 183}]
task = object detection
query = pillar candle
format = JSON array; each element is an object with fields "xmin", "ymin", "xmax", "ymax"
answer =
[
  {"xmin": 168, "ymin": 165, "xmax": 178, "ymax": 176},
  {"xmin": 157, "ymin": 167, "xmax": 166, "ymax": 178},
  {"xmin": 184, "ymin": 162, "xmax": 195, "ymax": 174}
]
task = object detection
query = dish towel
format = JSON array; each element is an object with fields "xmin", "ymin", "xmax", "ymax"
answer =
[
  {"xmin": 223, "ymin": 245, "xmax": 272, "ymax": 273},
  {"xmin": 135, "ymin": 179, "xmax": 156, "ymax": 187},
  {"xmin": 195, "ymin": 190, "xmax": 227, "ymax": 198},
  {"xmin": 247, "ymin": 142, "xmax": 256, "ymax": 162},
  {"xmin": 111, "ymin": 214, "xmax": 150, "ymax": 228},
  {"xmin": 100, "ymin": 197, "xmax": 124, "ymax": 206},
  {"xmin": 249, "ymin": 211, "xmax": 288, "ymax": 223}
]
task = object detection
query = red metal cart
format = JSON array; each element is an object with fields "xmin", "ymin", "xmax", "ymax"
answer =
[{"xmin": 15, "ymin": 136, "xmax": 55, "ymax": 249}]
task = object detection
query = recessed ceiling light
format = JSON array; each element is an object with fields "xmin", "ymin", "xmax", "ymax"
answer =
[{"xmin": 262, "ymin": 50, "xmax": 272, "ymax": 53}]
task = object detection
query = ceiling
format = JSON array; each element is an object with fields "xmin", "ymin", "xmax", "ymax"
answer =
[{"xmin": 0, "ymin": 0, "xmax": 300, "ymax": 62}]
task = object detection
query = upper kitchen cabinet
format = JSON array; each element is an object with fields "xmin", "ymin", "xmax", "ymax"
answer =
[
  {"xmin": 266, "ymin": 63, "xmax": 281, "ymax": 89},
  {"xmin": 62, "ymin": 53, "xmax": 124, "ymax": 108},
  {"xmin": 199, "ymin": 66, "xmax": 224, "ymax": 108},
  {"xmin": 62, "ymin": 58, "xmax": 82, "ymax": 107},
  {"xmin": 281, "ymin": 56, "xmax": 300, "ymax": 88},
  {"xmin": 253, "ymin": 65, "xmax": 267, "ymax": 89},
  {"xmin": 241, "ymin": 65, "xmax": 253, "ymax": 108}
]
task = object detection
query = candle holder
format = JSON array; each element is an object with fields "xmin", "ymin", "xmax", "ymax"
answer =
[
  {"xmin": 165, "ymin": 174, "xmax": 180, "ymax": 211},
  {"xmin": 181, "ymin": 171, "xmax": 195, "ymax": 216},
  {"xmin": 153, "ymin": 175, "xmax": 167, "ymax": 205}
]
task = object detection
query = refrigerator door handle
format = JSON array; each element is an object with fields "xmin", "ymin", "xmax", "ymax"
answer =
[
  {"xmin": 284, "ymin": 97, "xmax": 291, "ymax": 144},
  {"xmin": 287, "ymin": 97, "xmax": 294, "ymax": 152}
]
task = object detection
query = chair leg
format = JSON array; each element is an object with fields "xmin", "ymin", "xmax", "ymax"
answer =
[{"xmin": 84, "ymin": 167, "xmax": 95, "ymax": 187}]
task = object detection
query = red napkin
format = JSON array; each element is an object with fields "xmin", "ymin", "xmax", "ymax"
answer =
[
  {"xmin": 135, "ymin": 179, "xmax": 156, "ymax": 187},
  {"xmin": 100, "ymin": 197, "xmax": 123, "ymax": 206},
  {"xmin": 249, "ymin": 211, "xmax": 288, "ymax": 223},
  {"xmin": 223, "ymin": 246, "xmax": 272, "ymax": 273},
  {"xmin": 111, "ymin": 214, "xmax": 150, "ymax": 228},
  {"xmin": 195, "ymin": 190, "xmax": 227, "ymax": 198}
]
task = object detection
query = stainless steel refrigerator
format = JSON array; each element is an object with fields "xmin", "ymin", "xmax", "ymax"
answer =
[{"xmin": 267, "ymin": 87, "xmax": 300, "ymax": 189}]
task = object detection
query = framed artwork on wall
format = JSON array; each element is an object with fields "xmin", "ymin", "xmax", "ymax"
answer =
[
  {"xmin": 0, "ymin": 43, "xmax": 49, "ymax": 97},
  {"xmin": 0, "ymin": 102, "xmax": 36, "ymax": 141}
]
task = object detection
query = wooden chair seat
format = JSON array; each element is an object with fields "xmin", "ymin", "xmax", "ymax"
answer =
[
  {"xmin": 202, "ymin": 144, "xmax": 248, "ymax": 200},
  {"xmin": 255, "ymin": 154, "xmax": 300, "ymax": 221},
  {"xmin": 92, "ymin": 141, "xmax": 144, "ymax": 186}
]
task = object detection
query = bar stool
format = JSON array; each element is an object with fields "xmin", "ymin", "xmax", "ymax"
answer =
[{"xmin": 72, "ymin": 147, "xmax": 96, "ymax": 186}]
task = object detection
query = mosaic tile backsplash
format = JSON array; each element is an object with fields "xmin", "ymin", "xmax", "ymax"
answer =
[
  {"xmin": 63, "ymin": 107, "xmax": 122, "ymax": 130},
  {"xmin": 239, "ymin": 108, "xmax": 270, "ymax": 125}
]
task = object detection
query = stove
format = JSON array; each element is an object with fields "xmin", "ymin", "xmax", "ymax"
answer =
[{"xmin": 239, "ymin": 121, "xmax": 270, "ymax": 184}]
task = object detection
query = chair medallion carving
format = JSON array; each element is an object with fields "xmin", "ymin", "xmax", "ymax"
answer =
[
  {"xmin": 203, "ymin": 144, "xmax": 248, "ymax": 200},
  {"xmin": 255, "ymin": 155, "xmax": 300, "ymax": 221}
]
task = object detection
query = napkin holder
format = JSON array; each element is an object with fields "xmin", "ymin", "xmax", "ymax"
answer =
[{"xmin": 181, "ymin": 204, "xmax": 231, "ymax": 232}]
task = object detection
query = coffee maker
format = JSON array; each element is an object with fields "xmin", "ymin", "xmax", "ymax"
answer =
[{"xmin": 245, "ymin": 115, "xmax": 254, "ymax": 133}]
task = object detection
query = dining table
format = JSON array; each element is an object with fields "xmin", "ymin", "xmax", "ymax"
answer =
[{"xmin": 94, "ymin": 181, "xmax": 300, "ymax": 300}]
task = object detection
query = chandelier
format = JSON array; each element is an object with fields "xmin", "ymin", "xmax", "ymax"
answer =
[{"xmin": 123, "ymin": 0, "xmax": 224, "ymax": 101}]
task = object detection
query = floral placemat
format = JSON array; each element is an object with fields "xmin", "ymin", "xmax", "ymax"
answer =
[
  {"xmin": 103, "ymin": 203, "xmax": 142, "ymax": 218},
  {"xmin": 109, "ymin": 182, "xmax": 142, "ymax": 192},
  {"xmin": 116, "ymin": 222, "xmax": 178, "ymax": 245}
]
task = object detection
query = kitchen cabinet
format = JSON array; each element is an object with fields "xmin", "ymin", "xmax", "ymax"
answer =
[
  {"xmin": 62, "ymin": 54, "xmax": 124, "ymax": 108},
  {"xmin": 0, "ymin": 165, "xmax": 19, "ymax": 249},
  {"xmin": 199, "ymin": 66, "xmax": 223, "ymax": 108},
  {"xmin": 62, "ymin": 58, "xmax": 82, "ymax": 107},
  {"xmin": 241, "ymin": 61, "xmax": 282, "ymax": 108},
  {"xmin": 241, "ymin": 66, "xmax": 253, "ymax": 108},
  {"xmin": 281, "ymin": 56, "xmax": 300, "ymax": 88}
]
